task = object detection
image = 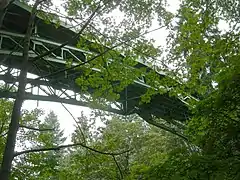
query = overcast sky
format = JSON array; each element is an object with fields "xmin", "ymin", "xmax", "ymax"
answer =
[{"xmin": 21, "ymin": 0, "xmax": 181, "ymax": 142}]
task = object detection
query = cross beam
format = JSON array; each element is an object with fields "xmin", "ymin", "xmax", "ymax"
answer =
[{"xmin": 0, "ymin": 1, "xmax": 192, "ymax": 128}]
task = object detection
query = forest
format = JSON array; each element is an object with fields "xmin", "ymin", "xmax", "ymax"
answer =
[{"xmin": 0, "ymin": 0, "xmax": 240, "ymax": 179}]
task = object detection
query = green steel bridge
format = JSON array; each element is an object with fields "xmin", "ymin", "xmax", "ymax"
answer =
[{"xmin": 0, "ymin": 1, "xmax": 192, "ymax": 132}]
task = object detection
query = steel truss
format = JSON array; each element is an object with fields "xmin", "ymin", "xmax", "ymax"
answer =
[{"xmin": 0, "ymin": 1, "xmax": 193, "ymax": 127}]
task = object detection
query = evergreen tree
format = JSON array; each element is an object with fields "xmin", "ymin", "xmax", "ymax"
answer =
[{"xmin": 12, "ymin": 111, "xmax": 66, "ymax": 180}]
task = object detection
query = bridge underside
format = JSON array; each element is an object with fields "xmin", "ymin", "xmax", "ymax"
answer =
[{"xmin": 0, "ymin": 1, "xmax": 190, "ymax": 130}]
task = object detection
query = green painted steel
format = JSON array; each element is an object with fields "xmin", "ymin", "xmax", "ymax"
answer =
[{"xmin": 0, "ymin": 1, "xmax": 191, "ymax": 125}]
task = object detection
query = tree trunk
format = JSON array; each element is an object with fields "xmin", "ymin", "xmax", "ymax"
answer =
[{"xmin": 0, "ymin": 1, "xmax": 41, "ymax": 179}]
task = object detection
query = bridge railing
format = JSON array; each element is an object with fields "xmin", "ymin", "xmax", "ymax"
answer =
[
  {"xmin": 0, "ymin": 29, "xmax": 196, "ymax": 109},
  {"xmin": 0, "ymin": 30, "xmax": 93, "ymax": 63}
]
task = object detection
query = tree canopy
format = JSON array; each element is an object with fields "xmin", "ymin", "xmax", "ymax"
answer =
[{"xmin": 0, "ymin": 0, "xmax": 240, "ymax": 179}]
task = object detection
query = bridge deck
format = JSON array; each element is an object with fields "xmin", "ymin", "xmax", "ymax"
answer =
[{"xmin": 0, "ymin": 1, "xmax": 190, "ymax": 123}]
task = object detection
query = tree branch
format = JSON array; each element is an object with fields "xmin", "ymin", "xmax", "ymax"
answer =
[
  {"xmin": 144, "ymin": 118, "xmax": 188, "ymax": 141},
  {"xmin": 32, "ymin": 25, "xmax": 167, "ymax": 81},
  {"xmin": 19, "ymin": 125, "xmax": 54, "ymax": 132},
  {"xmin": 33, "ymin": 41, "xmax": 121, "ymax": 81},
  {"xmin": 14, "ymin": 142, "xmax": 131, "ymax": 157},
  {"xmin": 0, "ymin": 121, "xmax": 5, "ymax": 135},
  {"xmin": 112, "ymin": 155, "xmax": 123, "ymax": 179},
  {"xmin": 61, "ymin": 103, "xmax": 86, "ymax": 144},
  {"xmin": 0, "ymin": 0, "xmax": 42, "ymax": 178},
  {"xmin": 32, "ymin": 3, "xmax": 101, "ymax": 62},
  {"xmin": 0, "ymin": 131, "xmax": 8, "ymax": 138},
  {"xmin": 26, "ymin": 61, "xmax": 86, "ymax": 144}
]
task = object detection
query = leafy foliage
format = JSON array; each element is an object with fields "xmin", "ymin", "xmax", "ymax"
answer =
[
  {"xmin": 146, "ymin": 148, "xmax": 240, "ymax": 180},
  {"xmin": 13, "ymin": 111, "xmax": 66, "ymax": 180},
  {"xmin": 142, "ymin": 0, "xmax": 240, "ymax": 179},
  {"xmin": 1, "ymin": 0, "xmax": 240, "ymax": 179},
  {"xmin": 0, "ymin": 105, "xmax": 66, "ymax": 180},
  {"xmin": 0, "ymin": 99, "xmax": 13, "ymax": 162},
  {"xmin": 58, "ymin": 114, "xmax": 185, "ymax": 179}
]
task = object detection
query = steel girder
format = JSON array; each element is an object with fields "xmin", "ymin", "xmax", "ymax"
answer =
[{"xmin": 0, "ymin": 1, "xmax": 192, "ymax": 127}]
